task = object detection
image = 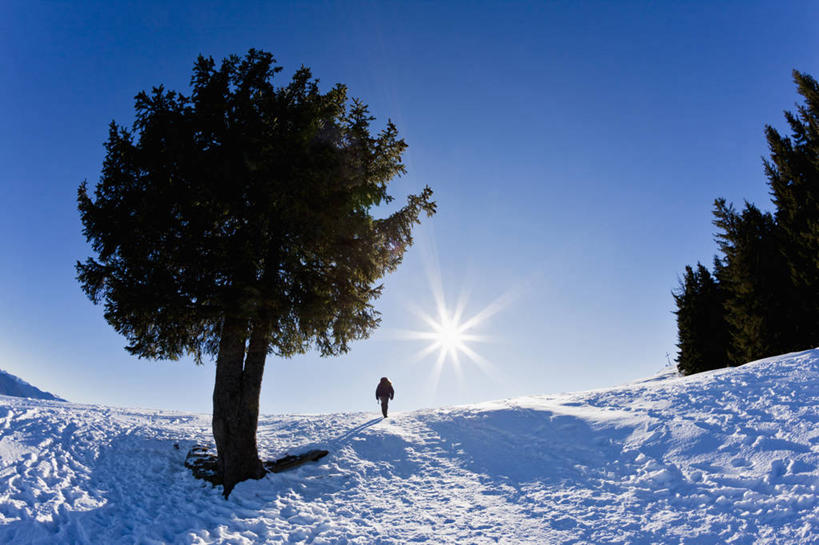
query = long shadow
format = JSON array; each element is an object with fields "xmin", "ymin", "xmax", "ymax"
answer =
[
  {"xmin": 252, "ymin": 418, "xmax": 386, "ymax": 480},
  {"xmin": 328, "ymin": 417, "xmax": 383, "ymax": 447},
  {"xmin": 262, "ymin": 415, "xmax": 423, "ymax": 501}
]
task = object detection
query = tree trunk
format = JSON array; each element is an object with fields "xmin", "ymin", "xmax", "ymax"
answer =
[{"xmin": 212, "ymin": 316, "xmax": 269, "ymax": 498}]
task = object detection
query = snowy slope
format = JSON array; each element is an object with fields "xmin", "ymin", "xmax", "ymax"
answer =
[
  {"xmin": 0, "ymin": 369, "xmax": 65, "ymax": 401},
  {"xmin": 0, "ymin": 350, "xmax": 818, "ymax": 544}
]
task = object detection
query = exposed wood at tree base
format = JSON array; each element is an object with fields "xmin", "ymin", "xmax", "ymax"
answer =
[
  {"xmin": 184, "ymin": 444, "xmax": 329, "ymax": 486},
  {"xmin": 264, "ymin": 449, "xmax": 329, "ymax": 473}
]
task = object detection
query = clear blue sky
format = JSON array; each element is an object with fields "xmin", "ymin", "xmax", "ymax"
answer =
[{"xmin": 1, "ymin": 1, "xmax": 817, "ymax": 415}]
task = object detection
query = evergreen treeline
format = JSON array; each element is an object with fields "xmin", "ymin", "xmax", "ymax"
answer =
[{"xmin": 675, "ymin": 70, "xmax": 819, "ymax": 375}]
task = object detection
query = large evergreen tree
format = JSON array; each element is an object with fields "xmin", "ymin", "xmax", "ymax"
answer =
[
  {"xmin": 765, "ymin": 70, "xmax": 819, "ymax": 347},
  {"xmin": 77, "ymin": 50, "xmax": 435, "ymax": 497},
  {"xmin": 712, "ymin": 199, "xmax": 794, "ymax": 364},
  {"xmin": 674, "ymin": 70, "xmax": 819, "ymax": 375},
  {"xmin": 674, "ymin": 262, "xmax": 730, "ymax": 375}
]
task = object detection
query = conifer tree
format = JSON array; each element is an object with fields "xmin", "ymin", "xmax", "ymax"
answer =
[
  {"xmin": 674, "ymin": 262, "xmax": 730, "ymax": 375},
  {"xmin": 764, "ymin": 70, "xmax": 819, "ymax": 347},
  {"xmin": 712, "ymin": 200, "xmax": 794, "ymax": 363},
  {"xmin": 674, "ymin": 70, "xmax": 819, "ymax": 374},
  {"xmin": 76, "ymin": 50, "xmax": 436, "ymax": 497}
]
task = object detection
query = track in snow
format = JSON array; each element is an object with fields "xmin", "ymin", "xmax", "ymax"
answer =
[{"xmin": 0, "ymin": 350, "xmax": 817, "ymax": 543}]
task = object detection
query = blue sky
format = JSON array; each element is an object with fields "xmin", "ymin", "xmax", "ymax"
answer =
[{"xmin": 1, "ymin": 1, "xmax": 817, "ymax": 415}]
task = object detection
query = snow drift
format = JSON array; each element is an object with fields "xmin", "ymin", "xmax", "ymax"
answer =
[{"xmin": 0, "ymin": 350, "xmax": 817, "ymax": 544}]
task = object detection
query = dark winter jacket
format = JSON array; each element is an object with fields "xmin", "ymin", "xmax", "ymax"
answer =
[{"xmin": 375, "ymin": 378, "xmax": 394, "ymax": 400}]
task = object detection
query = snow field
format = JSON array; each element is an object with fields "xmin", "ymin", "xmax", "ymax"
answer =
[{"xmin": 0, "ymin": 349, "xmax": 817, "ymax": 543}]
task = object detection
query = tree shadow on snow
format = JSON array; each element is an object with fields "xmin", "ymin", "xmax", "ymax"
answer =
[
  {"xmin": 323, "ymin": 417, "xmax": 423, "ymax": 480},
  {"xmin": 329, "ymin": 417, "xmax": 384, "ymax": 445}
]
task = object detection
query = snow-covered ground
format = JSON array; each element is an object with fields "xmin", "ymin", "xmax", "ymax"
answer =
[{"xmin": 1, "ymin": 350, "xmax": 818, "ymax": 544}]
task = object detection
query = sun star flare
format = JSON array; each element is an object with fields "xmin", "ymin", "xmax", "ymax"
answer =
[{"xmin": 395, "ymin": 286, "xmax": 512, "ymax": 392}]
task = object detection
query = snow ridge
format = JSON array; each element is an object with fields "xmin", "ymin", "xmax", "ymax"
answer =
[
  {"xmin": 0, "ymin": 370, "xmax": 65, "ymax": 402},
  {"xmin": 0, "ymin": 350, "xmax": 817, "ymax": 544}
]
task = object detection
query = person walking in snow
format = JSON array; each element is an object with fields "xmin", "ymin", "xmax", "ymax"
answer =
[{"xmin": 375, "ymin": 377, "xmax": 394, "ymax": 418}]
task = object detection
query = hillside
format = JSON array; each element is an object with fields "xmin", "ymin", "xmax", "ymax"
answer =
[
  {"xmin": 0, "ymin": 370, "xmax": 64, "ymax": 402},
  {"xmin": 0, "ymin": 350, "xmax": 817, "ymax": 544}
]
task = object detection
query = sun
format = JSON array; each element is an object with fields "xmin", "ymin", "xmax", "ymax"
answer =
[
  {"xmin": 390, "ymin": 232, "xmax": 525, "ymax": 390},
  {"xmin": 396, "ymin": 285, "xmax": 511, "ymax": 388},
  {"xmin": 428, "ymin": 309, "xmax": 470, "ymax": 363},
  {"xmin": 436, "ymin": 316, "xmax": 463, "ymax": 352}
]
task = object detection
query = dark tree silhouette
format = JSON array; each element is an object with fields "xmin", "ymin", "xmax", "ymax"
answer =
[
  {"xmin": 673, "ymin": 70, "xmax": 819, "ymax": 375},
  {"xmin": 712, "ymin": 200, "xmax": 793, "ymax": 364},
  {"xmin": 77, "ymin": 50, "xmax": 435, "ymax": 497},
  {"xmin": 765, "ymin": 70, "xmax": 819, "ymax": 347},
  {"xmin": 674, "ymin": 262, "xmax": 730, "ymax": 375}
]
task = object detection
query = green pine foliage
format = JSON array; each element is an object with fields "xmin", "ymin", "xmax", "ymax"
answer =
[
  {"xmin": 77, "ymin": 49, "xmax": 436, "ymax": 363},
  {"xmin": 713, "ymin": 200, "xmax": 795, "ymax": 364},
  {"xmin": 675, "ymin": 70, "xmax": 819, "ymax": 375},
  {"xmin": 674, "ymin": 263, "xmax": 730, "ymax": 375},
  {"xmin": 765, "ymin": 71, "xmax": 819, "ymax": 347},
  {"xmin": 76, "ymin": 50, "xmax": 436, "ymax": 495}
]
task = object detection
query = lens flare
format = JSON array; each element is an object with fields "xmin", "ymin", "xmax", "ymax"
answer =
[
  {"xmin": 388, "ymin": 226, "xmax": 529, "ymax": 391},
  {"xmin": 436, "ymin": 316, "xmax": 463, "ymax": 352},
  {"xmin": 392, "ymin": 277, "xmax": 518, "ymax": 393}
]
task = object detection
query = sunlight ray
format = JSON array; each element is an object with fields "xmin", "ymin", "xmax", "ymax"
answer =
[
  {"xmin": 401, "ymin": 280, "xmax": 510, "ymax": 377},
  {"xmin": 457, "ymin": 289, "xmax": 518, "ymax": 333},
  {"xmin": 400, "ymin": 232, "xmax": 532, "ymax": 387},
  {"xmin": 405, "ymin": 303, "xmax": 443, "ymax": 332},
  {"xmin": 459, "ymin": 342, "xmax": 492, "ymax": 371},
  {"xmin": 453, "ymin": 284, "xmax": 471, "ymax": 326},
  {"xmin": 407, "ymin": 341, "xmax": 444, "ymax": 365},
  {"xmin": 458, "ymin": 343, "xmax": 510, "ymax": 387},
  {"xmin": 389, "ymin": 328, "xmax": 441, "ymax": 341},
  {"xmin": 459, "ymin": 333, "xmax": 490, "ymax": 343},
  {"xmin": 429, "ymin": 356, "xmax": 446, "ymax": 392},
  {"xmin": 436, "ymin": 344, "xmax": 448, "ymax": 366},
  {"xmin": 421, "ymin": 233, "xmax": 447, "ymax": 319},
  {"xmin": 451, "ymin": 349, "xmax": 464, "ymax": 382}
]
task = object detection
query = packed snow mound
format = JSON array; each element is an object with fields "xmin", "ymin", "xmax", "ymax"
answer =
[
  {"xmin": 0, "ymin": 350, "xmax": 818, "ymax": 544},
  {"xmin": 0, "ymin": 369, "xmax": 64, "ymax": 402}
]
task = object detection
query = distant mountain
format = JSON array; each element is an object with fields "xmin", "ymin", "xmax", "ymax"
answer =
[{"xmin": 0, "ymin": 369, "xmax": 65, "ymax": 401}]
